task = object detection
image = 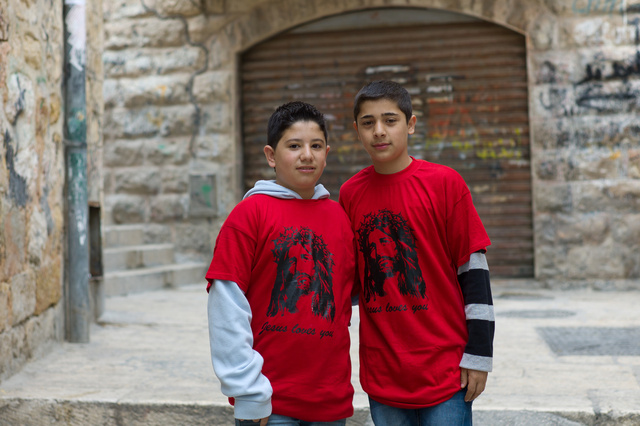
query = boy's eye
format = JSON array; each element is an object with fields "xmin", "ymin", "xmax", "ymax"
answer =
[{"xmin": 289, "ymin": 143, "xmax": 300, "ymax": 149}]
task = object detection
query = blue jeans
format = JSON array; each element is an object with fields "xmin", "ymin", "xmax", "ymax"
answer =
[
  {"xmin": 235, "ymin": 415, "xmax": 346, "ymax": 426},
  {"xmin": 368, "ymin": 390, "xmax": 472, "ymax": 426}
]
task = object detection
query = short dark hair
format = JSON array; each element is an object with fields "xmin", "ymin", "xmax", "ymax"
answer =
[
  {"xmin": 353, "ymin": 80, "xmax": 413, "ymax": 124},
  {"xmin": 267, "ymin": 101, "xmax": 328, "ymax": 148}
]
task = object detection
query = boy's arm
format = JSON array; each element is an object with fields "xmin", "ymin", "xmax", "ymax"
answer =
[
  {"xmin": 208, "ymin": 279, "xmax": 272, "ymax": 420},
  {"xmin": 457, "ymin": 251, "xmax": 494, "ymax": 371},
  {"xmin": 457, "ymin": 251, "xmax": 494, "ymax": 400}
]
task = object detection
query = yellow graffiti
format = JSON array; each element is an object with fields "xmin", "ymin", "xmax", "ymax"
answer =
[
  {"xmin": 157, "ymin": 85, "xmax": 168, "ymax": 98},
  {"xmin": 424, "ymin": 127, "xmax": 525, "ymax": 161},
  {"xmin": 146, "ymin": 112, "xmax": 163, "ymax": 128},
  {"xmin": 336, "ymin": 144, "xmax": 361, "ymax": 163}
]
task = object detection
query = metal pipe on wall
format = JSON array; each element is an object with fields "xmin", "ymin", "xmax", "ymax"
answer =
[{"xmin": 64, "ymin": 0, "xmax": 90, "ymax": 343}]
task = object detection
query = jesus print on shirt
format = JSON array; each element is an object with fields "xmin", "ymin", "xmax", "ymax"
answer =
[
  {"xmin": 357, "ymin": 209, "xmax": 427, "ymax": 303},
  {"xmin": 266, "ymin": 226, "xmax": 336, "ymax": 322}
]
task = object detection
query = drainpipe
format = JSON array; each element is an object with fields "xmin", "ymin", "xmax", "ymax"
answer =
[{"xmin": 63, "ymin": 0, "xmax": 90, "ymax": 343}]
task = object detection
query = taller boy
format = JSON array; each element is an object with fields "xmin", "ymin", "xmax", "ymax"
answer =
[{"xmin": 339, "ymin": 80, "xmax": 494, "ymax": 425}]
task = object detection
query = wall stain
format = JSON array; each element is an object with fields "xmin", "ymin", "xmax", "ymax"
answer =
[{"xmin": 3, "ymin": 130, "xmax": 28, "ymax": 207}]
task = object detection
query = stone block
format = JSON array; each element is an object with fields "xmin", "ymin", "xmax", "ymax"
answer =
[
  {"xmin": 150, "ymin": 194, "xmax": 187, "ymax": 222},
  {"xmin": 35, "ymin": 261, "xmax": 62, "ymax": 315},
  {"xmin": 0, "ymin": 282, "xmax": 9, "ymax": 333},
  {"xmin": 556, "ymin": 212, "xmax": 610, "ymax": 245},
  {"xmin": 534, "ymin": 152, "xmax": 560, "ymax": 180},
  {"xmin": 3, "ymin": 207, "xmax": 27, "ymax": 279},
  {"xmin": 105, "ymin": 74, "xmax": 192, "ymax": 109},
  {"xmin": 105, "ymin": 104, "xmax": 197, "ymax": 139},
  {"xmin": 27, "ymin": 207, "xmax": 47, "ymax": 266},
  {"xmin": 0, "ymin": 325, "xmax": 27, "ymax": 381},
  {"xmin": 534, "ymin": 213, "xmax": 556, "ymax": 244},
  {"xmin": 104, "ymin": 17, "xmax": 186, "ymax": 50},
  {"xmin": 566, "ymin": 239, "xmax": 626, "ymax": 279},
  {"xmin": 559, "ymin": 17, "xmax": 610, "ymax": 48},
  {"xmin": 103, "ymin": 46, "xmax": 206, "ymax": 78},
  {"xmin": 606, "ymin": 180, "xmax": 640, "ymax": 200},
  {"xmin": 203, "ymin": 0, "xmax": 225, "ymax": 14},
  {"xmin": 529, "ymin": 51, "xmax": 580, "ymax": 85},
  {"xmin": 114, "ymin": 169, "xmax": 162, "ymax": 195},
  {"xmin": 573, "ymin": 181, "xmax": 609, "ymax": 212},
  {"xmin": 10, "ymin": 270, "xmax": 36, "ymax": 326},
  {"xmin": 192, "ymin": 71, "xmax": 231, "ymax": 103},
  {"xmin": 145, "ymin": 0, "xmax": 202, "ymax": 17},
  {"xmin": 565, "ymin": 150, "xmax": 621, "ymax": 180},
  {"xmin": 25, "ymin": 303, "xmax": 62, "ymax": 359},
  {"xmin": 104, "ymin": 140, "xmax": 144, "ymax": 167},
  {"xmin": 630, "ymin": 150, "xmax": 640, "ymax": 178},
  {"xmin": 226, "ymin": 0, "xmax": 263, "ymax": 13},
  {"xmin": 199, "ymin": 102, "xmax": 232, "ymax": 133},
  {"xmin": 187, "ymin": 14, "xmax": 227, "ymax": 44},
  {"xmin": 103, "ymin": 0, "xmax": 150, "ymax": 21},
  {"xmin": 161, "ymin": 168, "xmax": 189, "ymax": 193},
  {"xmin": 173, "ymin": 222, "xmax": 213, "ymax": 261},
  {"xmin": 534, "ymin": 245, "xmax": 564, "ymax": 279},
  {"xmin": 144, "ymin": 137, "xmax": 190, "ymax": 166},
  {"xmin": 109, "ymin": 194, "xmax": 147, "ymax": 224},
  {"xmin": 23, "ymin": 33, "xmax": 42, "ymax": 70},
  {"xmin": 194, "ymin": 133, "xmax": 233, "ymax": 161},
  {"xmin": 534, "ymin": 182, "xmax": 572, "ymax": 213}
]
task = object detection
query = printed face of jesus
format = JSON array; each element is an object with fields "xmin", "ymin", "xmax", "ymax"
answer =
[{"xmin": 288, "ymin": 241, "xmax": 315, "ymax": 292}]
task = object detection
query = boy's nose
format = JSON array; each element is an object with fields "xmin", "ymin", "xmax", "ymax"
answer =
[
  {"xmin": 374, "ymin": 122, "xmax": 385, "ymax": 136},
  {"xmin": 300, "ymin": 145, "xmax": 313, "ymax": 159}
]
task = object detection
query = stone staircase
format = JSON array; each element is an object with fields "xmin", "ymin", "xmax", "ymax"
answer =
[{"xmin": 103, "ymin": 224, "xmax": 208, "ymax": 296}]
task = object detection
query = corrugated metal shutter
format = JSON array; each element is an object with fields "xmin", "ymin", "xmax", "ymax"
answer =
[{"xmin": 241, "ymin": 21, "xmax": 532, "ymax": 278}]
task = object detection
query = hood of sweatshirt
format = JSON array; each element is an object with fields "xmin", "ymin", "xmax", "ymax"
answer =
[{"xmin": 243, "ymin": 180, "xmax": 330, "ymax": 200}]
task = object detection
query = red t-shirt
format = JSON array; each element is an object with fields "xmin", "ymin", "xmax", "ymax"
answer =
[
  {"xmin": 206, "ymin": 194, "xmax": 355, "ymax": 421},
  {"xmin": 339, "ymin": 158, "xmax": 490, "ymax": 408}
]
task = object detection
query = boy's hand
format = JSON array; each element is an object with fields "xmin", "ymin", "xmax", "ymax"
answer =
[
  {"xmin": 460, "ymin": 368, "xmax": 488, "ymax": 402},
  {"xmin": 237, "ymin": 417, "xmax": 268, "ymax": 426}
]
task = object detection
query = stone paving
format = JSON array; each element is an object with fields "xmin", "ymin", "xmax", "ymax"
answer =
[{"xmin": 1, "ymin": 283, "xmax": 640, "ymax": 425}]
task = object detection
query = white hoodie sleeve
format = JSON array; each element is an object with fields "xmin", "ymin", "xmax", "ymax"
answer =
[{"xmin": 208, "ymin": 279, "xmax": 272, "ymax": 419}]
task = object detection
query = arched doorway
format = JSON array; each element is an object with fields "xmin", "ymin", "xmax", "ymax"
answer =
[{"xmin": 240, "ymin": 8, "xmax": 532, "ymax": 278}]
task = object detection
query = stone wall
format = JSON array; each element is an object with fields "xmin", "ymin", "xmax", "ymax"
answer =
[
  {"xmin": 0, "ymin": 0, "xmax": 66, "ymax": 380},
  {"xmin": 0, "ymin": 0, "xmax": 104, "ymax": 381},
  {"xmin": 102, "ymin": 0, "xmax": 640, "ymax": 288}
]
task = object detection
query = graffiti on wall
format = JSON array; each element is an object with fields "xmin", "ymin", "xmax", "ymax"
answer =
[
  {"xmin": 572, "ymin": 0, "xmax": 625, "ymax": 15},
  {"xmin": 420, "ymin": 74, "xmax": 524, "ymax": 162},
  {"xmin": 540, "ymin": 18, "xmax": 640, "ymax": 116}
]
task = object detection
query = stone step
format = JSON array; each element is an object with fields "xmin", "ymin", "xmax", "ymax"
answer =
[
  {"xmin": 104, "ymin": 263, "xmax": 208, "ymax": 296},
  {"xmin": 103, "ymin": 224, "xmax": 145, "ymax": 248},
  {"xmin": 103, "ymin": 244, "xmax": 175, "ymax": 271}
]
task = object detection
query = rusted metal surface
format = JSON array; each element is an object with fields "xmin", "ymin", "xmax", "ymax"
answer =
[{"xmin": 241, "ymin": 21, "xmax": 532, "ymax": 278}]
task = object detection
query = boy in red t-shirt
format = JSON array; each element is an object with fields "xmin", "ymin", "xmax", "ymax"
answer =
[
  {"xmin": 339, "ymin": 80, "xmax": 494, "ymax": 426},
  {"xmin": 206, "ymin": 102, "xmax": 355, "ymax": 426}
]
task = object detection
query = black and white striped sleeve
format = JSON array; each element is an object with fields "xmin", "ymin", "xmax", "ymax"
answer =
[{"xmin": 457, "ymin": 251, "xmax": 494, "ymax": 372}]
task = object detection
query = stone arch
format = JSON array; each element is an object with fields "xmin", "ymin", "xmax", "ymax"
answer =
[{"xmin": 227, "ymin": 0, "xmax": 551, "ymax": 54}]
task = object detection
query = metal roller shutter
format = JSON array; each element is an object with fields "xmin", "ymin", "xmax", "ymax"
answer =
[{"xmin": 241, "ymin": 20, "xmax": 533, "ymax": 278}]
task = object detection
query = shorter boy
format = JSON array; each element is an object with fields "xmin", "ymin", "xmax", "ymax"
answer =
[
  {"xmin": 340, "ymin": 80, "xmax": 494, "ymax": 426},
  {"xmin": 206, "ymin": 102, "xmax": 355, "ymax": 426}
]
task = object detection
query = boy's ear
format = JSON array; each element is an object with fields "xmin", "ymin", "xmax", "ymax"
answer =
[
  {"xmin": 264, "ymin": 145, "xmax": 276, "ymax": 168},
  {"xmin": 407, "ymin": 115, "xmax": 417, "ymax": 135}
]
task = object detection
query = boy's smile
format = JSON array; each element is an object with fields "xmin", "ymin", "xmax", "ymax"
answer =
[
  {"xmin": 264, "ymin": 120, "xmax": 329, "ymax": 199},
  {"xmin": 354, "ymin": 99, "xmax": 417, "ymax": 175}
]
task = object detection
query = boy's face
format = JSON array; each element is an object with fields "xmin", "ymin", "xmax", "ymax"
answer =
[
  {"xmin": 264, "ymin": 120, "xmax": 329, "ymax": 199},
  {"xmin": 354, "ymin": 99, "xmax": 417, "ymax": 174}
]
